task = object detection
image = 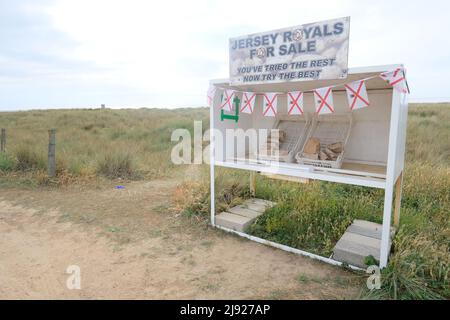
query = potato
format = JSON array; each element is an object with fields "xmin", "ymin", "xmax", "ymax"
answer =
[{"xmin": 304, "ymin": 138, "xmax": 320, "ymax": 154}]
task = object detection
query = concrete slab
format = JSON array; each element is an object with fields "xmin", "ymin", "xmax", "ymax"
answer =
[
  {"xmin": 215, "ymin": 212, "xmax": 253, "ymax": 232},
  {"xmin": 240, "ymin": 198, "xmax": 274, "ymax": 212},
  {"xmin": 333, "ymin": 233, "xmax": 380, "ymax": 268},
  {"xmin": 333, "ymin": 220, "xmax": 393, "ymax": 268},
  {"xmin": 246, "ymin": 198, "xmax": 275, "ymax": 207},
  {"xmin": 228, "ymin": 206, "xmax": 261, "ymax": 219},
  {"xmin": 352, "ymin": 219, "xmax": 383, "ymax": 230},
  {"xmin": 346, "ymin": 224, "xmax": 395, "ymax": 240},
  {"xmin": 241, "ymin": 202, "xmax": 267, "ymax": 212},
  {"xmin": 215, "ymin": 198, "xmax": 276, "ymax": 232}
]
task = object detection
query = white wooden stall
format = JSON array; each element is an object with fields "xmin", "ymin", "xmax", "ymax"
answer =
[{"xmin": 209, "ymin": 64, "xmax": 409, "ymax": 269}]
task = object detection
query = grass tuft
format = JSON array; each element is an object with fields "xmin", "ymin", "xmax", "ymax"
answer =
[
  {"xmin": 96, "ymin": 152, "xmax": 138, "ymax": 179},
  {"xmin": 0, "ymin": 153, "xmax": 14, "ymax": 172},
  {"xmin": 15, "ymin": 146, "xmax": 46, "ymax": 171}
]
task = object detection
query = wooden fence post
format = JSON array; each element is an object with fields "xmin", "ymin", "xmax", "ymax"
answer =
[
  {"xmin": 1, "ymin": 128, "xmax": 5, "ymax": 153},
  {"xmin": 48, "ymin": 129, "xmax": 56, "ymax": 177}
]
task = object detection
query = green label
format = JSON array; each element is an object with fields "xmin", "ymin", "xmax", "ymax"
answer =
[{"xmin": 220, "ymin": 95, "xmax": 240, "ymax": 123}]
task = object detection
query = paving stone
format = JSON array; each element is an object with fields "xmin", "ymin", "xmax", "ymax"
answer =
[
  {"xmin": 215, "ymin": 212, "xmax": 253, "ymax": 232},
  {"xmin": 333, "ymin": 220, "xmax": 393, "ymax": 268}
]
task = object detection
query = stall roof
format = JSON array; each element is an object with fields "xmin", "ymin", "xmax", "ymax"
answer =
[{"xmin": 210, "ymin": 64, "xmax": 407, "ymax": 93}]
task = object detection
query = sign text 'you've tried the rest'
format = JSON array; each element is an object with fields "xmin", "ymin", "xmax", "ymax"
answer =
[{"xmin": 229, "ymin": 17, "xmax": 350, "ymax": 85}]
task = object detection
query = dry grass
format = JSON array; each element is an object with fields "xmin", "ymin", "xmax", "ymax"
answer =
[
  {"xmin": 0, "ymin": 103, "xmax": 448, "ymax": 299},
  {"xmin": 0, "ymin": 107, "xmax": 209, "ymax": 183}
]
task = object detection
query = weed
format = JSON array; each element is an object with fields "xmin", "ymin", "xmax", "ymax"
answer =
[
  {"xmin": 108, "ymin": 226, "xmax": 122, "ymax": 233},
  {"xmin": 0, "ymin": 153, "xmax": 14, "ymax": 172},
  {"xmin": 364, "ymin": 255, "xmax": 379, "ymax": 267},
  {"xmin": 15, "ymin": 147, "xmax": 46, "ymax": 171},
  {"xmin": 96, "ymin": 152, "xmax": 138, "ymax": 179}
]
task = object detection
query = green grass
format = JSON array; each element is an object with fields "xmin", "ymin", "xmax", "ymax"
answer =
[
  {"xmin": 0, "ymin": 153, "xmax": 14, "ymax": 172},
  {"xmin": 177, "ymin": 103, "xmax": 450, "ymax": 300}
]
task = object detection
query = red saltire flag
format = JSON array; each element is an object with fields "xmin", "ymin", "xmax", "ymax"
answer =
[
  {"xmin": 380, "ymin": 68, "xmax": 408, "ymax": 93},
  {"xmin": 314, "ymin": 87, "xmax": 334, "ymax": 114},
  {"xmin": 219, "ymin": 89, "xmax": 235, "ymax": 111},
  {"xmin": 345, "ymin": 80, "xmax": 370, "ymax": 110},
  {"xmin": 240, "ymin": 92, "xmax": 256, "ymax": 114},
  {"xmin": 262, "ymin": 93, "xmax": 278, "ymax": 117},
  {"xmin": 287, "ymin": 91, "xmax": 304, "ymax": 115},
  {"xmin": 207, "ymin": 85, "xmax": 216, "ymax": 106}
]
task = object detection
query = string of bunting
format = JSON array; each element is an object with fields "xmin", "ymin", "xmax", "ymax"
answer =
[{"xmin": 207, "ymin": 68, "xmax": 408, "ymax": 116}]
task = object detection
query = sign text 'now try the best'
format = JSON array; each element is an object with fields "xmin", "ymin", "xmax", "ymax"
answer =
[{"xmin": 229, "ymin": 17, "xmax": 350, "ymax": 85}]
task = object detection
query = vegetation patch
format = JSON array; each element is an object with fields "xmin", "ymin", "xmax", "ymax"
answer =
[
  {"xmin": 0, "ymin": 107, "xmax": 209, "ymax": 182},
  {"xmin": 96, "ymin": 152, "xmax": 138, "ymax": 179},
  {"xmin": 0, "ymin": 153, "xmax": 14, "ymax": 172},
  {"xmin": 15, "ymin": 146, "xmax": 46, "ymax": 171},
  {"xmin": 0, "ymin": 104, "xmax": 448, "ymax": 299},
  {"xmin": 177, "ymin": 104, "xmax": 450, "ymax": 299}
]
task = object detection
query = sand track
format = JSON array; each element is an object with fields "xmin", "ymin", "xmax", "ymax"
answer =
[{"xmin": 0, "ymin": 178, "xmax": 361, "ymax": 299}]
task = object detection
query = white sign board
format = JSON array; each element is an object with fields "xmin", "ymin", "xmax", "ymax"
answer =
[{"xmin": 229, "ymin": 17, "xmax": 350, "ymax": 85}]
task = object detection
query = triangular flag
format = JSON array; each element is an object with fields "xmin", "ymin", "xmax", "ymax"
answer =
[
  {"xmin": 345, "ymin": 80, "xmax": 370, "ymax": 110},
  {"xmin": 287, "ymin": 91, "xmax": 303, "ymax": 115},
  {"xmin": 262, "ymin": 93, "xmax": 278, "ymax": 117},
  {"xmin": 207, "ymin": 85, "xmax": 216, "ymax": 106},
  {"xmin": 314, "ymin": 87, "xmax": 334, "ymax": 114},
  {"xmin": 219, "ymin": 89, "xmax": 235, "ymax": 111},
  {"xmin": 380, "ymin": 68, "xmax": 408, "ymax": 93},
  {"xmin": 240, "ymin": 92, "xmax": 256, "ymax": 114}
]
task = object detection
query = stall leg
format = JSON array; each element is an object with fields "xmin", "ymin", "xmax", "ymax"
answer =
[
  {"xmin": 393, "ymin": 172, "xmax": 403, "ymax": 228},
  {"xmin": 380, "ymin": 182, "xmax": 394, "ymax": 269},
  {"xmin": 210, "ymin": 92, "xmax": 216, "ymax": 227},
  {"xmin": 210, "ymin": 163, "xmax": 215, "ymax": 226},
  {"xmin": 250, "ymin": 171, "xmax": 256, "ymax": 197}
]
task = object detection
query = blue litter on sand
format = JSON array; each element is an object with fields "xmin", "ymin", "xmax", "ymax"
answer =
[{"xmin": 115, "ymin": 185, "xmax": 125, "ymax": 189}]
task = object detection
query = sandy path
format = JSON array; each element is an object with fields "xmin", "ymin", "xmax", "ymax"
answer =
[{"xmin": 0, "ymin": 178, "xmax": 361, "ymax": 299}]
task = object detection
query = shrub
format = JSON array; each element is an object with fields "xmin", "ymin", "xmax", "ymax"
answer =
[
  {"xmin": 35, "ymin": 170, "xmax": 51, "ymax": 186},
  {"xmin": 0, "ymin": 153, "xmax": 14, "ymax": 172},
  {"xmin": 15, "ymin": 147, "xmax": 46, "ymax": 171},
  {"xmin": 174, "ymin": 166, "xmax": 250, "ymax": 219},
  {"xmin": 96, "ymin": 152, "xmax": 138, "ymax": 179}
]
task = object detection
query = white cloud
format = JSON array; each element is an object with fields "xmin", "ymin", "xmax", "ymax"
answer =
[{"xmin": 1, "ymin": 0, "xmax": 450, "ymax": 109}]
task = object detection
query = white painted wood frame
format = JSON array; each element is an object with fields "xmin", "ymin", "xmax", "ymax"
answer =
[{"xmin": 209, "ymin": 64, "xmax": 409, "ymax": 269}]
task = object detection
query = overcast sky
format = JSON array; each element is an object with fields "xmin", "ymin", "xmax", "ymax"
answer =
[{"xmin": 1, "ymin": 0, "xmax": 449, "ymax": 110}]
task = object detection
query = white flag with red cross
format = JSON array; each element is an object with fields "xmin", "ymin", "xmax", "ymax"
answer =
[
  {"xmin": 287, "ymin": 91, "xmax": 304, "ymax": 115},
  {"xmin": 380, "ymin": 68, "xmax": 408, "ymax": 93},
  {"xmin": 345, "ymin": 80, "xmax": 370, "ymax": 110},
  {"xmin": 219, "ymin": 89, "xmax": 235, "ymax": 111},
  {"xmin": 240, "ymin": 92, "xmax": 256, "ymax": 114},
  {"xmin": 314, "ymin": 87, "xmax": 334, "ymax": 114},
  {"xmin": 207, "ymin": 85, "xmax": 216, "ymax": 106},
  {"xmin": 262, "ymin": 93, "xmax": 278, "ymax": 117}
]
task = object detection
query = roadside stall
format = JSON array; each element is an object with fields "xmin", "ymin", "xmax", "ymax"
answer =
[{"xmin": 208, "ymin": 17, "xmax": 409, "ymax": 269}]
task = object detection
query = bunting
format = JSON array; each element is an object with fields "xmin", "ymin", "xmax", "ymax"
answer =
[
  {"xmin": 207, "ymin": 85, "xmax": 216, "ymax": 106},
  {"xmin": 345, "ymin": 80, "xmax": 370, "ymax": 110},
  {"xmin": 219, "ymin": 89, "xmax": 235, "ymax": 111},
  {"xmin": 287, "ymin": 91, "xmax": 304, "ymax": 115},
  {"xmin": 262, "ymin": 93, "xmax": 278, "ymax": 117},
  {"xmin": 380, "ymin": 68, "xmax": 408, "ymax": 93},
  {"xmin": 314, "ymin": 87, "xmax": 334, "ymax": 114},
  {"xmin": 240, "ymin": 92, "xmax": 256, "ymax": 114},
  {"xmin": 208, "ymin": 68, "xmax": 408, "ymax": 114}
]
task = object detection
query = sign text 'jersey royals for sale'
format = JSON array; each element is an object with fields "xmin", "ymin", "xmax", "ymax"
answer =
[{"xmin": 229, "ymin": 17, "xmax": 350, "ymax": 85}]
